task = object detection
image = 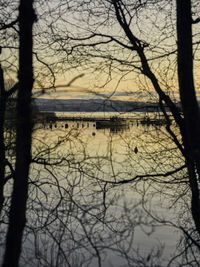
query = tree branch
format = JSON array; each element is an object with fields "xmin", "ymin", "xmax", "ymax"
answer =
[
  {"xmin": 192, "ymin": 17, "xmax": 200, "ymax": 24},
  {"xmin": 0, "ymin": 18, "xmax": 18, "ymax": 31}
]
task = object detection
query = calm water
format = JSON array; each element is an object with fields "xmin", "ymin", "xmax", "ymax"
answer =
[{"xmin": 1, "ymin": 114, "xmax": 197, "ymax": 266}]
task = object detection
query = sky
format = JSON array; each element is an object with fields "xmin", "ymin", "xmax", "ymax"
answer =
[{"xmin": 2, "ymin": 1, "xmax": 200, "ymax": 103}]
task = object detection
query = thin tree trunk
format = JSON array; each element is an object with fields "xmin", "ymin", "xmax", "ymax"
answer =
[
  {"xmin": 2, "ymin": 0, "xmax": 35, "ymax": 266},
  {"xmin": 0, "ymin": 64, "xmax": 6, "ymax": 213}
]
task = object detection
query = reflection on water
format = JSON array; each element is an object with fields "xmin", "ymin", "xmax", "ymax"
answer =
[{"xmin": 1, "ymin": 114, "xmax": 199, "ymax": 266}]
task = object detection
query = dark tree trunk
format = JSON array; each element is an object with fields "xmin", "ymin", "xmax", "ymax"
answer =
[
  {"xmin": 176, "ymin": 0, "xmax": 200, "ymax": 234},
  {"xmin": 2, "ymin": 0, "xmax": 35, "ymax": 266},
  {"xmin": 177, "ymin": 0, "xmax": 200, "ymax": 156},
  {"xmin": 0, "ymin": 64, "xmax": 6, "ymax": 213}
]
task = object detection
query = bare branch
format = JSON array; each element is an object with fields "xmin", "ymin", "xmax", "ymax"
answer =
[
  {"xmin": 0, "ymin": 18, "xmax": 18, "ymax": 31},
  {"xmin": 192, "ymin": 17, "xmax": 200, "ymax": 24},
  {"xmin": 5, "ymin": 83, "xmax": 19, "ymax": 98}
]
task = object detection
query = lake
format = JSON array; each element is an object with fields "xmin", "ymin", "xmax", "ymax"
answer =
[{"xmin": 1, "ymin": 113, "xmax": 198, "ymax": 266}]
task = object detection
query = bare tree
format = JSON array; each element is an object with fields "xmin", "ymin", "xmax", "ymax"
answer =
[
  {"xmin": 0, "ymin": 0, "xmax": 19, "ymax": 214},
  {"xmin": 176, "ymin": 0, "xmax": 200, "ymax": 234},
  {"xmin": 3, "ymin": 0, "xmax": 36, "ymax": 266},
  {"xmin": 46, "ymin": 0, "xmax": 200, "ymax": 240},
  {"xmin": 1, "ymin": 0, "xmax": 200, "ymax": 266}
]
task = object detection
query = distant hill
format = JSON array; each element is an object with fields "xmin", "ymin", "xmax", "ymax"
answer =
[{"xmin": 32, "ymin": 98, "xmax": 168, "ymax": 113}]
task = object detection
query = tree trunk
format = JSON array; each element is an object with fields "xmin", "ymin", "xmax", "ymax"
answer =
[
  {"xmin": 176, "ymin": 0, "xmax": 200, "ymax": 234},
  {"xmin": 0, "ymin": 64, "xmax": 6, "ymax": 213},
  {"xmin": 2, "ymin": 0, "xmax": 35, "ymax": 266}
]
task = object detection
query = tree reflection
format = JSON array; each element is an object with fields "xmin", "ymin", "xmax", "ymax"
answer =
[{"xmin": 1, "ymin": 116, "xmax": 195, "ymax": 266}]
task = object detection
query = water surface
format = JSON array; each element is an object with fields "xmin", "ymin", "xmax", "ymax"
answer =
[{"xmin": 2, "ymin": 113, "xmax": 195, "ymax": 266}]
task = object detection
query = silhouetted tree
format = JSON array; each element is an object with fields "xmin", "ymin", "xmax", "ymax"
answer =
[
  {"xmin": 0, "ymin": 63, "xmax": 6, "ymax": 212},
  {"xmin": 176, "ymin": 0, "xmax": 200, "ymax": 234},
  {"xmin": 51, "ymin": 0, "xmax": 200, "ymax": 241},
  {"xmin": 0, "ymin": 1, "xmax": 19, "ymax": 214},
  {"xmin": 2, "ymin": 0, "xmax": 36, "ymax": 266},
  {"xmin": 1, "ymin": 1, "xmax": 200, "ymax": 266}
]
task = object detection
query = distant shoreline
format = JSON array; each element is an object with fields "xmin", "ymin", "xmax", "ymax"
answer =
[{"xmin": 32, "ymin": 98, "xmax": 173, "ymax": 113}]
